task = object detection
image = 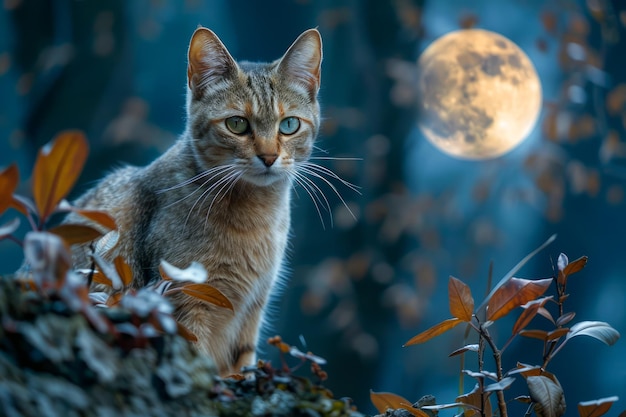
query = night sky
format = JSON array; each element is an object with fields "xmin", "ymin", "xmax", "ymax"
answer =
[{"xmin": 1, "ymin": 0, "xmax": 625, "ymax": 415}]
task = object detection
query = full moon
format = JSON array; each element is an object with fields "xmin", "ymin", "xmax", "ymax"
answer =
[{"xmin": 416, "ymin": 29, "xmax": 542, "ymax": 160}]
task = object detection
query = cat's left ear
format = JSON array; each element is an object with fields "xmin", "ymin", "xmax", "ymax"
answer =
[
  {"xmin": 187, "ymin": 27, "xmax": 238, "ymax": 94},
  {"xmin": 277, "ymin": 29, "xmax": 322, "ymax": 98}
]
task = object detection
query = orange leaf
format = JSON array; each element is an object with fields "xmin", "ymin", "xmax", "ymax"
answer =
[
  {"xmin": 370, "ymin": 391, "xmax": 428, "ymax": 417},
  {"xmin": 114, "ymin": 256, "xmax": 133, "ymax": 287},
  {"xmin": 48, "ymin": 224, "xmax": 103, "ymax": 245},
  {"xmin": 563, "ymin": 255, "xmax": 588, "ymax": 277},
  {"xmin": 487, "ymin": 278, "xmax": 552, "ymax": 322},
  {"xmin": 10, "ymin": 194, "xmax": 33, "ymax": 216},
  {"xmin": 32, "ymin": 130, "xmax": 89, "ymax": 222},
  {"xmin": 546, "ymin": 327, "xmax": 570, "ymax": 341},
  {"xmin": 404, "ymin": 317, "xmax": 463, "ymax": 346},
  {"xmin": 512, "ymin": 296, "xmax": 552, "ymax": 335},
  {"xmin": 519, "ymin": 329, "xmax": 549, "ymax": 340},
  {"xmin": 106, "ymin": 292, "xmax": 123, "ymax": 307},
  {"xmin": 181, "ymin": 283, "xmax": 233, "ymax": 311},
  {"xmin": 578, "ymin": 396, "xmax": 619, "ymax": 417},
  {"xmin": 0, "ymin": 164, "xmax": 19, "ymax": 216},
  {"xmin": 448, "ymin": 276, "xmax": 474, "ymax": 321},
  {"xmin": 73, "ymin": 208, "xmax": 117, "ymax": 230},
  {"xmin": 92, "ymin": 270, "xmax": 113, "ymax": 287},
  {"xmin": 457, "ymin": 384, "xmax": 492, "ymax": 417},
  {"xmin": 177, "ymin": 322, "xmax": 198, "ymax": 342}
]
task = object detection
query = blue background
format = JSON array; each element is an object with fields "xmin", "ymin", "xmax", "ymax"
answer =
[{"xmin": 1, "ymin": 0, "xmax": 625, "ymax": 415}]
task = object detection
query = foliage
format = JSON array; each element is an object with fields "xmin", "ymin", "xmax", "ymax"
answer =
[
  {"xmin": 0, "ymin": 130, "xmax": 364, "ymax": 416},
  {"xmin": 0, "ymin": 130, "xmax": 233, "ymax": 342},
  {"xmin": 371, "ymin": 241, "xmax": 621, "ymax": 417}
]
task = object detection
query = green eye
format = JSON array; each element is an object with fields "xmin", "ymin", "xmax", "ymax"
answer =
[
  {"xmin": 279, "ymin": 117, "xmax": 300, "ymax": 135},
  {"xmin": 225, "ymin": 116, "xmax": 249, "ymax": 134}
]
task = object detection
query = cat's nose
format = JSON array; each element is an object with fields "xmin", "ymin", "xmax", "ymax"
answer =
[{"xmin": 257, "ymin": 154, "xmax": 278, "ymax": 167}]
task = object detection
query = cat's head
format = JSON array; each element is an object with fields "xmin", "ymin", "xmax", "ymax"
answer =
[{"xmin": 185, "ymin": 27, "xmax": 322, "ymax": 187}]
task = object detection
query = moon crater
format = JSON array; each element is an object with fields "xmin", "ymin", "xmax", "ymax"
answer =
[{"xmin": 416, "ymin": 29, "xmax": 542, "ymax": 159}]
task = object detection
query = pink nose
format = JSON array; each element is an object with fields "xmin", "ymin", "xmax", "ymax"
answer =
[{"xmin": 258, "ymin": 154, "xmax": 278, "ymax": 167}]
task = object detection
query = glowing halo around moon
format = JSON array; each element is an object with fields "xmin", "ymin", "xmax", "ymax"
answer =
[{"xmin": 416, "ymin": 29, "xmax": 542, "ymax": 160}]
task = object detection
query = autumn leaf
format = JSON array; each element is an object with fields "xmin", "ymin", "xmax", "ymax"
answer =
[
  {"xmin": 177, "ymin": 322, "xmax": 198, "ymax": 342},
  {"xmin": 512, "ymin": 296, "xmax": 553, "ymax": 335},
  {"xmin": 457, "ymin": 384, "xmax": 492, "ymax": 417},
  {"xmin": 487, "ymin": 278, "xmax": 552, "ymax": 322},
  {"xmin": 370, "ymin": 390, "xmax": 428, "ymax": 417},
  {"xmin": 73, "ymin": 208, "xmax": 117, "ymax": 230},
  {"xmin": 114, "ymin": 256, "xmax": 133, "ymax": 287},
  {"xmin": 91, "ymin": 270, "xmax": 113, "ymax": 287},
  {"xmin": 563, "ymin": 256, "xmax": 588, "ymax": 277},
  {"xmin": 577, "ymin": 396, "xmax": 619, "ymax": 417},
  {"xmin": 48, "ymin": 224, "xmax": 103, "ymax": 245},
  {"xmin": 32, "ymin": 130, "xmax": 89, "ymax": 223},
  {"xmin": 519, "ymin": 329, "xmax": 549, "ymax": 341},
  {"xmin": 91, "ymin": 253, "xmax": 123, "ymax": 290},
  {"xmin": 181, "ymin": 283, "xmax": 233, "ymax": 311},
  {"xmin": 448, "ymin": 276, "xmax": 474, "ymax": 321},
  {"xmin": 0, "ymin": 164, "xmax": 19, "ymax": 216},
  {"xmin": 404, "ymin": 317, "xmax": 463, "ymax": 346}
]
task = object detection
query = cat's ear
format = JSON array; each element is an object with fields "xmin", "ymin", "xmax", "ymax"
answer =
[
  {"xmin": 277, "ymin": 29, "xmax": 322, "ymax": 97},
  {"xmin": 187, "ymin": 27, "xmax": 238, "ymax": 93}
]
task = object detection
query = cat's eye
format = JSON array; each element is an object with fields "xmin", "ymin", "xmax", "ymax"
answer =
[
  {"xmin": 279, "ymin": 117, "xmax": 300, "ymax": 135},
  {"xmin": 225, "ymin": 116, "xmax": 249, "ymax": 135}
]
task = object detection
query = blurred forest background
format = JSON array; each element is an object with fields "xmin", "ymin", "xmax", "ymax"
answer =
[{"xmin": 1, "ymin": 0, "xmax": 626, "ymax": 415}]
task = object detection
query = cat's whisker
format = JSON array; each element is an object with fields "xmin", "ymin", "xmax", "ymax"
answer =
[
  {"xmin": 185, "ymin": 166, "xmax": 238, "ymax": 227},
  {"xmin": 309, "ymin": 156, "xmax": 363, "ymax": 161},
  {"xmin": 158, "ymin": 164, "xmax": 226, "ymax": 193},
  {"xmin": 205, "ymin": 170, "xmax": 242, "ymax": 223},
  {"xmin": 289, "ymin": 170, "xmax": 331, "ymax": 229},
  {"xmin": 163, "ymin": 165, "xmax": 236, "ymax": 210},
  {"xmin": 300, "ymin": 162, "xmax": 361, "ymax": 194},
  {"xmin": 297, "ymin": 165, "xmax": 358, "ymax": 221},
  {"xmin": 312, "ymin": 145, "xmax": 329, "ymax": 154}
]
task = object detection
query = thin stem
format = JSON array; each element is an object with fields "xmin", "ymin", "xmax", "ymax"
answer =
[
  {"xmin": 480, "ymin": 325, "xmax": 508, "ymax": 417},
  {"xmin": 5, "ymin": 234, "xmax": 23, "ymax": 247}
]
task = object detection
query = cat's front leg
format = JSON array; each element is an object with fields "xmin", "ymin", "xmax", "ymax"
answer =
[{"xmin": 229, "ymin": 305, "xmax": 264, "ymax": 375}]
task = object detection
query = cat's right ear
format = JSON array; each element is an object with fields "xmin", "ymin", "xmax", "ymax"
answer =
[{"xmin": 187, "ymin": 27, "xmax": 238, "ymax": 94}]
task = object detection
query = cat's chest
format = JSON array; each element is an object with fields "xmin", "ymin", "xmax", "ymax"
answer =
[{"xmin": 147, "ymin": 187, "xmax": 291, "ymax": 281}]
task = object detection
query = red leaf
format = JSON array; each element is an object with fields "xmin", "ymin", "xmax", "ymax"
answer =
[
  {"xmin": 370, "ymin": 391, "xmax": 428, "ymax": 417},
  {"xmin": 32, "ymin": 131, "xmax": 89, "ymax": 222},
  {"xmin": 48, "ymin": 224, "xmax": 103, "ymax": 245},
  {"xmin": 0, "ymin": 164, "xmax": 19, "ymax": 216},
  {"xmin": 487, "ymin": 278, "xmax": 552, "ymax": 322},
  {"xmin": 404, "ymin": 318, "xmax": 463, "ymax": 346},
  {"xmin": 448, "ymin": 276, "xmax": 474, "ymax": 321}
]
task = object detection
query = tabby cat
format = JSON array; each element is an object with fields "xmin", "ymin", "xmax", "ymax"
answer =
[{"xmin": 68, "ymin": 27, "xmax": 323, "ymax": 375}]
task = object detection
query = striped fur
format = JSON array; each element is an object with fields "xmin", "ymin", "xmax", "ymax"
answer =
[{"xmin": 67, "ymin": 27, "xmax": 322, "ymax": 375}]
